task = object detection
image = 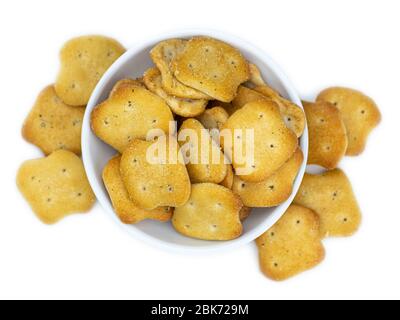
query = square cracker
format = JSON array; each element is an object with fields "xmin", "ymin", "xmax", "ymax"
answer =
[
  {"xmin": 256, "ymin": 204, "xmax": 325, "ymax": 281},
  {"xmin": 143, "ymin": 67, "xmax": 207, "ymax": 117},
  {"xmin": 91, "ymin": 79, "xmax": 174, "ymax": 153},
  {"xmin": 317, "ymin": 87, "xmax": 381, "ymax": 156},
  {"xmin": 303, "ymin": 101, "xmax": 348, "ymax": 169},
  {"xmin": 55, "ymin": 35, "xmax": 125, "ymax": 106},
  {"xmin": 221, "ymin": 100, "xmax": 298, "ymax": 183},
  {"xmin": 22, "ymin": 85, "xmax": 85, "ymax": 155},
  {"xmin": 294, "ymin": 169, "xmax": 362, "ymax": 237},
  {"xmin": 16, "ymin": 150, "xmax": 95, "ymax": 224},
  {"xmin": 171, "ymin": 37, "xmax": 250, "ymax": 102},
  {"xmin": 120, "ymin": 138, "xmax": 191, "ymax": 210},
  {"xmin": 172, "ymin": 183, "xmax": 243, "ymax": 241},
  {"xmin": 233, "ymin": 148, "xmax": 303, "ymax": 207},
  {"xmin": 179, "ymin": 119, "xmax": 228, "ymax": 184},
  {"xmin": 150, "ymin": 39, "xmax": 211, "ymax": 100},
  {"xmin": 103, "ymin": 155, "xmax": 173, "ymax": 224}
]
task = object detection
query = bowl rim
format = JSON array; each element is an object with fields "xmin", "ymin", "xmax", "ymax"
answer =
[{"xmin": 82, "ymin": 28, "xmax": 308, "ymax": 254}]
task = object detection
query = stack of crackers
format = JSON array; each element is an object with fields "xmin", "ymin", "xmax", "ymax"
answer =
[{"xmin": 17, "ymin": 35, "xmax": 381, "ymax": 282}]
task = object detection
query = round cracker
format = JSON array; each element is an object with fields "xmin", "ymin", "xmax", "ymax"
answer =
[
  {"xmin": 221, "ymin": 100, "xmax": 298, "ymax": 183},
  {"xmin": 103, "ymin": 155, "xmax": 173, "ymax": 224},
  {"xmin": 172, "ymin": 183, "xmax": 243, "ymax": 241},
  {"xmin": 120, "ymin": 138, "xmax": 191, "ymax": 210},
  {"xmin": 233, "ymin": 148, "xmax": 303, "ymax": 207}
]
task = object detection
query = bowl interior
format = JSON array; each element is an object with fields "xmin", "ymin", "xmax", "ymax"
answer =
[{"xmin": 82, "ymin": 30, "xmax": 308, "ymax": 253}]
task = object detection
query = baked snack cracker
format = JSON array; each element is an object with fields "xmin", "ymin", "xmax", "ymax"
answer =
[
  {"xmin": 196, "ymin": 106, "xmax": 229, "ymax": 131},
  {"xmin": 239, "ymin": 206, "xmax": 252, "ymax": 222},
  {"xmin": 171, "ymin": 37, "xmax": 250, "ymax": 102},
  {"xmin": 317, "ymin": 87, "xmax": 381, "ymax": 156},
  {"xmin": 254, "ymin": 85, "xmax": 305, "ymax": 138},
  {"xmin": 233, "ymin": 148, "xmax": 303, "ymax": 207},
  {"xmin": 102, "ymin": 155, "xmax": 173, "ymax": 224},
  {"xmin": 179, "ymin": 119, "xmax": 227, "ymax": 184},
  {"xmin": 303, "ymin": 101, "xmax": 348, "ymax": 169},
  {"xmin": 150, "ymin": 39, "xmax": 210, "ymax": 100},
  {"xmin": 22, "ymin": 85, "xmax": 85, "ymax": 155},
  {"xmin": 294, "ymin": 169, "xmax": 361, "ymax": 237},
  {"xmin": 172, "ymin": 183, "xmax": 243, "ymax": 240},
  {"xmin": 55, "ymin": 35, "xmax": 125, "ymax": 106},
  {"xmin": 220, "ymin": 164, "xmax": 234, "ymax": 189},
  {"xmin": 222, "ymin": 100, "xmax": 298, "ymax": 182},
  {"xmin": 143, "ymin": 67, "xmax": 207, "ymax": 117},
  {"xmin": 256, "ymin": 204, "xmax": 325, "ymax": 281},
  {"xmin": 110, "ymin": 78, "xmax": 145, "ymax": 95},
  {"xmin": 120, "ymin": 138, "xmax": 191, "ymax": 210},
  {"xmin": 230, "ymin": 86, "xmax": 268, "ymax": 115},
  {"xmin": 16, "ymin": 150, "xmax": 95, "ymax": 224},
  {"xmin": 248, "ymin": 63, "xmax": 266, "ymax": 87},
  {"xmin": 91, "ymin": 79, "xmax": 174, "ymax": 152},
  {"xmin": 207, "ymin": 100, "xmax": 235, "ymax": 113}
]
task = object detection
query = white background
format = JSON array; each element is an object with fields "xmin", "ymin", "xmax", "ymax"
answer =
[{"xmin": 0, "ymin": 0, "xmax": 399, "ymax": 300}]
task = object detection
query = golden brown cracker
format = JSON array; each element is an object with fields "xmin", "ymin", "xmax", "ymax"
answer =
[
  {"xmin": 143, "ymin": 67, "xmax": 207, "ymax": 117},
  {"xmin": 55, "ymin": 35, "xmax": 125, "ymax": 106},
  {"xmin": 150, "ymin": 39, "xmax": 211, "ymax": 100},
  {"xmin": 239, "ymin": 206, "xmax": 252, "ymax": 222},
  {"xmin": 221, "ymin": 100, "xmax": 298, "ymax": 183},
  {"xmin": 248, "ymin": 63, "xmax": 266, "ymax": 87},
  {"xmin": 171, "ymin": 37, "xmax": 250, "ymax": 102},
  {"xmin": 91, "ymin": 79, "xmax": 174, "ymax": 152},
  {"xmin": 256, "ymin": 204, "xmax": 325, "ymax": 281},
  {"xmin": 233, "ymin": 148, "xmax": 303, "ymax": 207},
  {"xmin": 178, "ymin": 119, "xmax": 227, "ymax": 184},
  {"xmin": 254, "ymin": 85, "xmax": 305, "ymax": 138},
  {"xmin": 317, "ymin": 87, "xmax": 381, "ymax": 156},
  {"xmin": 196, "ymin": 106, "xmax": 229, "ymax": 131},
  {"xmin": 230, "ymin": 86, "xmax": 268, "ymax": 115},
  {"xmin": 172, "ymin": 183, "xmax": 243, "ymax": 240},
  {"xmin": 303, "ymin": 101, "xmax": 348, "ymax": 169},
  {"xmin": 120, "ymin": 138, "xmax": 191, "ymax": 210},
  {"xmin": 220, "ymin": 165, "xmax": 234, "ymax": 189},
  {"xmin": 207, "ymin": 100, "xmax": 234, "ymax": 112},
  {"xmin": 22, "ymin": 86, "xmax": 85, "ymax": 155},
  {"xmin": 16, "ymin": 150, "xmax": 95, "ymax": 224},
  {"xmin": 294, "ymin": 169, "xmax": 361, "ymax": 237},
  {"xmin": 110, "ymin": 78, "xmax": 144, "ymax": 96},
  {"xmin": 102, "ymin": 155, "xmax": 173, "ymax": 224}
]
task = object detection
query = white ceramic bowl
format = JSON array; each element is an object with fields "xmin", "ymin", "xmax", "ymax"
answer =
[{"xmin": 82, "ymin": 29, "xmax": 308, "ymax": 253}]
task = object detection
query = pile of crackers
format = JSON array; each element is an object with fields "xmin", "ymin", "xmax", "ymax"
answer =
[
  {"xmin": 17, "ymin": 36, "xmax": 126, "ymax": 224},
  {"xmin": 17, "ymin": 35, "xmax": 381, "ymax": 281}
]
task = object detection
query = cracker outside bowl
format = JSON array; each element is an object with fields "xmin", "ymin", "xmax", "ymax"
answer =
[{"xmin": 81, "ymin": 28, "xmax": 308, "ymax": 254}]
